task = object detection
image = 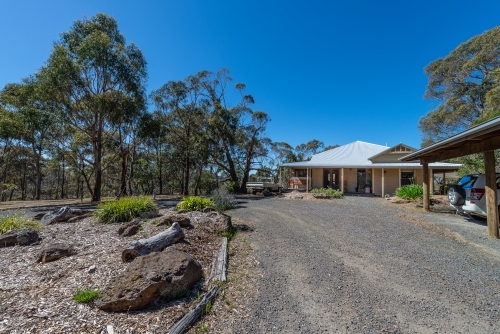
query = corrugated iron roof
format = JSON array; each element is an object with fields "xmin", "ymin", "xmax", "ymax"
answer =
[{"xmin": 280, "ymin": 141, "xmax": 461, "ymax": 169}]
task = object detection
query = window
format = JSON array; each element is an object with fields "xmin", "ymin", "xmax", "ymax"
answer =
[{"xmin": 295, "ymin": 169, "xmax": 307, "ymax": 177}]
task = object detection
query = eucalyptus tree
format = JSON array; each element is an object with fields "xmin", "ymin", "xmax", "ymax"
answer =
[
  {"xmin": 0, "ymin": 78, "xmax": 57, "ymax": 200},
  {"xmin": 197, "ymin": 69, "xmax": 269, "ymax": 192},
  {"xmin": 419, "ymin": 26, "xmax": 500, "ymax": 146},
  {"xmin": 41, "ymin": 13, "xmax": 147, "ymax": 201},
  {"xmin": 150, "ymin": 75, "xmax": 208, "ymax": 195},
  {"xmin": 295, "ymin": 139, "xmax": 324, "ymax": 161}
]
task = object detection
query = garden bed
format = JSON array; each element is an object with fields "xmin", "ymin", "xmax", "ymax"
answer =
[{"xmin": 0, "ymin": 208, "xmax": 224, "ymax": 333}]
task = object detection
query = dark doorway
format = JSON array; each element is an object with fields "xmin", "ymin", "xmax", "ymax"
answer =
[
  {"xmin": 323, "ymin": 169, "xmax": 339, "ymax": 189},
  {"xmin": 401, "ymin": 171, "xmax": 414, "ymax": 186},
  {"xmin": 357, "ymin": 169, "xmax": 366, "ymax": 192}
]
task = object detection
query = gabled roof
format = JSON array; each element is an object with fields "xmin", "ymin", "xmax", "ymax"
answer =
[
  {"xmin": 280, "ymin": 140, "xmax": 462, "ymax": 169},
  {"xmin": 368, "ymin": 143, "xmax": 418, "ymax": 160}
]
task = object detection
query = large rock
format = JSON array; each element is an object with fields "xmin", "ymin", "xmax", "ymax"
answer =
[
  {"xmin": 203, "ymin": 212, "xmax": 233, "ymax": 232},
  {"xmin": 96, "ymin": 250, "xmax": 203, "ymax": 312},
  {"xmin": 157, "ymin": 213, "xmax": 191, "ymax": 227},
  {"xmin": 41, "ymin": 207, "xmax": 88, "ymax": 225},
  {"xmin": 0, "ymin": 229, "xmax": 39, "ymax": 248},
  {"xmin": 37, "ymin": 244, "xmax": 76, "ymax": 263},
  {"xmin": 118, "ymin": 218, "xmax": 142, "ymax": 237}
]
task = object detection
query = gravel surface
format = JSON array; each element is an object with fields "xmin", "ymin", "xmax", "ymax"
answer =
[{"xmin": 217, "ymin": 196, "xmax": 500, "ymax": 333}]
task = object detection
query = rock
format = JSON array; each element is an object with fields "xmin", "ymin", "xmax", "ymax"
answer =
[
  {"xmin": 41, "ymin": 207, "xmax": 88, "ymax": 225},
  {"xmin": 88, "ymin": 265, "xmax": 96, "ymax": 273},
  {"xmin": 313, "ymin": 193, "xmax": 330, "ymax": 199},
  {"xmin": 37, "ymin": 244, "xmax": 76, "ymax": 263},
  {"xmin": 202, "ymin": 206, "xmax": 215, "ymax": 213},
  {"xmin": 158, "ymin": 213, "xmax": 191, "ymax": 227},
  {"xmin": 118, "ymin": 219, "xmax": 142, "ymax": 237},
  {"xmin": 0, "ymin": 229, "xmax": 39, "ymax": 248},
  {"xmin": 67, "ymin": 212, "xmax": 93, "ymax": 223},
  {"xmin": 139, "ymin": 210, "xmax": 159, "ymax": 219},
  {"xmin": 96, "ymin": 250, "xmax": 203, "ymax": 312},
  {"xmin": 200, "ymin": 212, "xmax": 233, "ymax": 232},
  {"xmin": 176, "ymin": 209, "xmax": 188, "ymax": 214},
  {"xmin": 33, "ymin": 213, "xmax": 46, "ymax": 220}
]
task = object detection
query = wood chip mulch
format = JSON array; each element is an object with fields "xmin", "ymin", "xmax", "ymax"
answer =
[{"xmin": 0, "ymin": 208, "xmax": 223, "ymax": 334}]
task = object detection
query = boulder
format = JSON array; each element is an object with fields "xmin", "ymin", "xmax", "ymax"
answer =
[
  {"xmin": 118, "ymin": 219, "xmax": 142, "ymax": 237},
  {"xmin": 41, "ymin": 207, "xmax": 88, "ymax": 225},
  {"xmin": 200, "ymin": 212, "xmax": 233, "ymax": 232},
  {"xmin": 157, "ymin": 213, "xmax": 191, "ymax": 227},
  {"xmin": 37, "ymin": 244, "xmax": 76, "ymax": 263},
  {"xmin": 0, "ymin": 229, "xmax": 39, "ymax": 248},
  {"xmin": 312, "ymin": 193, "xmax": 330, "ymax": 199},
  {"xmin": 96, "ymin": 250, "xmax": 203, "ymax": 312}
]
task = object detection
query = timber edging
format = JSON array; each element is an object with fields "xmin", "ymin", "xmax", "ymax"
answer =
[{"xmin": 167, "ymin": 237, "xmax": 228, "ymax": 334}]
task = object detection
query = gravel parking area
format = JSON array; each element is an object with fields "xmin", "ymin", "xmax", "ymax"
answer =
[{"xmin": 213, "ymin": 196, "xmax": 500, "ymax": 333}]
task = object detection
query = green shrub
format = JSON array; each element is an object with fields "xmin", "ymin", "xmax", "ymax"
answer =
[
  {"xmin": 211, "ymin": 189, "xmax": 238, "ymax": 212},
  {"xmin": 177, "ymin": 196, "xmax": 215, "ymax": 212},
  {"xmin": 72, "ymin": 289, "xmax": 100, "ymax": 303},
  {"xmin": 94, "ymin": 196, "xmax": 158, "ymax": 223},
  {"xmin": 224, "ymin": 181, "xmax": 239, "ymax": 194},
  {"xmin": 395, "ymin": 184, "xmax": 424, "ymax": 200},
  {"xmin": 0, "ymin": 213, "xmax": 42, "ymax": 235},
  {"xmin": 310, "ymin": 188, "xmax": 343, "ymax": 198}
]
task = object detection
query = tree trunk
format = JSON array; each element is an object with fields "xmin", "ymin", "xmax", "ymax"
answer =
[
  {"xmin": 92, "ymin": 117, "xmax": 103, "ymax": 202},
  {"xmin": 60, "ymin": 157, "xmax": 65, "ymax": 199},
  {"xmin": 157, "ymin": 144, "xmax": 163, "ymax": 194},
  {"xmin": 183, "ymin": 153, "xmax": 190, "ymax": 195},
  {"xmin": 34, "ymin": 155, "xmax": 42, "ymax": 200},
  {"xmin": 122, "ymin": 222, "xmax": 185, "ymax": 262}
]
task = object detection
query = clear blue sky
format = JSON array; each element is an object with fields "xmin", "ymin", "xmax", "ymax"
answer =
[{"xmin": 2, "ymin": 0, "xmax": 500, "ymax": 149}]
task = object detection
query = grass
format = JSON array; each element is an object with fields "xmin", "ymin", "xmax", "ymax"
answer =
[
  {"xmin": 176, "ymin": 196, "xmax": 215, "ymax": 212},
  {"xmin": 395, "ymin": 184, "xmax": 424, "ymax": 200},
  {"xmin": 72, "ymin": 289, "xmax": 100, "ymax": 303},
  {"xmin": 310, "ymin": 188, "xmax": 343, "ymax": 198},
  {"xmin": 196, "ymin": 324, "xmax": 208, "ymax": 333},
  {"xmin": 93, "ymin": 196, "xmax": 158, "ymax": 223},
  {"xmin": 0, "ymin": 213, "xmax": 42, "ymax": 235},
  {"xmin": 219, "ymin": 226, "xmax": 237, "ymax": 242}
]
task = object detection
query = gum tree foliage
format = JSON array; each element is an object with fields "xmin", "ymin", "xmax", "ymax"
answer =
[
  {"xmin": 419, "ymin": 26, "xmax": 500, "ymax": 147},
  {"xmin": 41, "ymin": 13, "xmax": 147, "ymax": 201},
  {"xmin": 295, "ymin": 139, "xmax": 324, "ymax": 161},
  {"xmin": 0, "ymin": 78, "xmax": 56, "ymax": 200}
]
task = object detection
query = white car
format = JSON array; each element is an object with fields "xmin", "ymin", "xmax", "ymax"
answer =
[{"xmin": 448, "ymin": 174, "xmax": 500, "ymax": 217}]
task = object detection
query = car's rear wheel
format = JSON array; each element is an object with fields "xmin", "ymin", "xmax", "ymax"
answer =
[{"xmin": 448, "ymin": 185, "xmax": 465, "ymax": 206}]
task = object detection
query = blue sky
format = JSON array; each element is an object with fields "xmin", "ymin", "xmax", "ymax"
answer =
[{"xmin": 1, "ymin": 0, "xmax": 500, "ymax": 149}]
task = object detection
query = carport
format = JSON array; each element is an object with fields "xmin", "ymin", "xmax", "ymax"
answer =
[{"xmin": 401, "ymin": 116, "xmax": 500, "ymax": 238}]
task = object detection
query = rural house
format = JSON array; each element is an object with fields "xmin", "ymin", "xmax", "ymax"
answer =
[{"xmin": 280, "ymin": 141, "xmax": 461, "ymax": 196}]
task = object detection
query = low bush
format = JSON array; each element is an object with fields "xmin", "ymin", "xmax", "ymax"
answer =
[
  {"xmin": 0, "ymin": 213, "xmax": 41, "ymax": 235},
  {"xmin": 395, "ymin": 184, "xmax": 423, "ymax": 200},
  {"xmin": 94, "ymin": 196, "xmax": 158, "ymax": 223},
  {"xmin": 177, "ymin": 196, "xmax": 215, "ymax": 212},
  {"xmin": 72, "ymin": 289, "xmax": 100, "ymax": 303},
  {"xmin": 211, "ymin": 189, "xmax": 238, "ymax": 212},
  {"xmin": 310, "ymin": 188, "xmax": 343, "ymax": 198}
]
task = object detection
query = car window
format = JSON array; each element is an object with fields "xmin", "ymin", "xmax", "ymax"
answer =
[
  {"xmin": 497, "ymin": 177, "xmax": 500, "ymax": 189},
  {"xmin": 458, "ymin": 175, "xmax": 477, "ymax": 188}
]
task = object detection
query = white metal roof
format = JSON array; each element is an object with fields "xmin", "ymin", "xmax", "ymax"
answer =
[{"xmin": 281, "ymin": 141, "xmax": 461, "ymax": 169}]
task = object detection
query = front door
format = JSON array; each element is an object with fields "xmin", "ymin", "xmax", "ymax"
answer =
[
  {"xmin": 401, "ymin": 171, "xmax": 414, "ymax": 186},
  {"xmin": 357, "ymin": 169, "xmax": 366, "ymax": 192},
  {"xmin": 324, "ymin": 169, "xmax": 339, "ymax": 189}
]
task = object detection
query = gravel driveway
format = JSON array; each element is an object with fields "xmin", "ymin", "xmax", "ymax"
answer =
[{"xmin": 221, "ymin": 196, "xmax": 500, "ymax": 333}]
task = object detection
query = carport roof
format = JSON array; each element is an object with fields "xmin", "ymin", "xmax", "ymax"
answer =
[{"xmin": 400, "ymin": 115, "xmax": 500, "ymax": 163}]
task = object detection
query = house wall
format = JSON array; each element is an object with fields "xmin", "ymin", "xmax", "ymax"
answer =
[
  {"xmin": 415, "ymin": 169, "xmax": 422, "ymax": 184},
  {"xmin": 373, "ymin": 169, "xmax": 382, "ymax": 196},
  {"xmin": 312, "ymin": 168, "xmax": 322, "ymax": 189},
  {"xmin": 384, "ymin": 169, "xmax": 400, "ymax": 196},
  {"xmin": 344, "ymin": 168, "xmax": 357, "ymax": 192}
]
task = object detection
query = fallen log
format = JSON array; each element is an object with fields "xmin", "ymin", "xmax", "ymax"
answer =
[
  {"xmin": 121, "ymin": 222, "xmax": 185, "ymax": 262},
  {"xmin": 166, "ymin": 286, "xmax": 219, "ymax": 334},
  {"xmin": 209, "ymin": 237, "xmax": 228, "ymax": 283}
]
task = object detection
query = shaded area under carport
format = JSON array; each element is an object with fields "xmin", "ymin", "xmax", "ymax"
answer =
[{"xmin": 401, "ymin": 116, "xmax": 500, "ymax": 238}]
